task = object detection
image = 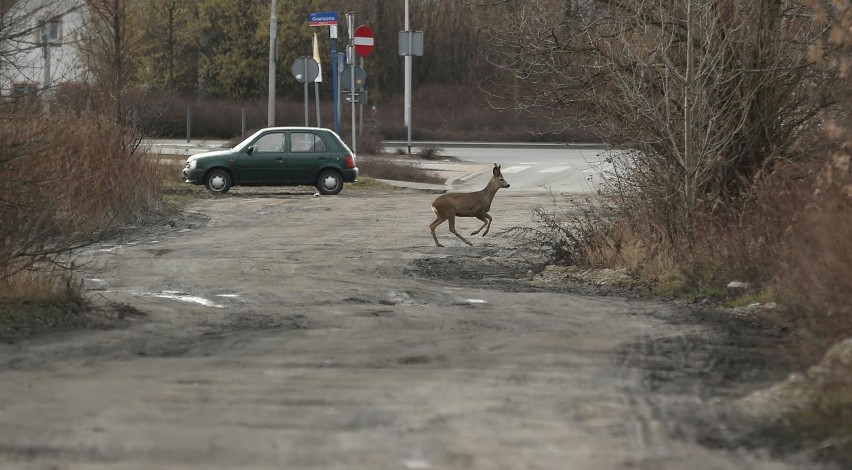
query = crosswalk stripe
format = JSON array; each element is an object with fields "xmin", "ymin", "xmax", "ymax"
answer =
[{"xmin": 539, "ymin": 166, "xmax": 571, "ymax": 173}]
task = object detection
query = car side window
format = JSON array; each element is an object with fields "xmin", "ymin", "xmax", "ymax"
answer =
[
  {"xmin": 291, "ymin": 132, "xmax": 326, "ymax": 153},
  {"xmin": 253, "ymin": 132, "xmax": 286, "ymax": 153}
]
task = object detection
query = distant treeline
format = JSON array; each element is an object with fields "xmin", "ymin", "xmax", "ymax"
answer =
[{"xmin": 129, "ymin": 0, "xmax": 490, "ymax": 103}]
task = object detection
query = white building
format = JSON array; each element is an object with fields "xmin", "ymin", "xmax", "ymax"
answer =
[{"xmin": 0, "ymin": 0, "xmax": 100, "ymax": 100}]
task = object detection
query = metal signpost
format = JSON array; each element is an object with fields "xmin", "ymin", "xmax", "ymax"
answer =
[
  {"xmin": 309, "ymin": 11, "xmax": 339, "ymax": 132},
  {"xmin": 312, "ymin": 33, "xmax": 322, "ymax": 127},
  {"xmin": 353, "ymin": 25, "xmax": 374, "ymax": 136},
  {"xmin": 291, "ymin": 56, "xmax": 320, "ymax": 126},
  {"xmin": 399, "ymin": 0, "xmax": 424, "ymax": 155}
]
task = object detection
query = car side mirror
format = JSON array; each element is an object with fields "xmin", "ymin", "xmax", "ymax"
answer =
[{"xmin": 246, "ymin": 145, "xmax": 254, "ymax": 155}]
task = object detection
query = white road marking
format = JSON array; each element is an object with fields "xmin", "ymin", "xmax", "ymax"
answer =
[
  {"xmin": 539, "ymin": 166, "xmax": 571, "ymax": 173},
  {"xmin": 500, "ymin": 165, "xmax": 532, "ymax": 174}
]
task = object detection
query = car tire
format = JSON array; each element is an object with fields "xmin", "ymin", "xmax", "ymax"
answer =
[
  {"xmin": 205, "ymin": 169, "xmax": 232, "ymax": 194},
  {"xmin": 316, "ymin": 169, "xmax": 343, "ymax": 195}
]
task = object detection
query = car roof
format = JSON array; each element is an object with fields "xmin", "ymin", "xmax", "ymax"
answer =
[{"xmin": 258, "ymin": 127, "xmax": 332, "ymax": 132}]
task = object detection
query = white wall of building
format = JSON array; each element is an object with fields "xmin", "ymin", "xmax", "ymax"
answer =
[{"xmin": 1, "ymin": 0, "xmax": 92, "ymax": 98}]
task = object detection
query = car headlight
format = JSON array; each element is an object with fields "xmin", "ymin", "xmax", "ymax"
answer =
[{"xmin": 186, "ymin": 159, "xmax": 197, "ymax": 170}]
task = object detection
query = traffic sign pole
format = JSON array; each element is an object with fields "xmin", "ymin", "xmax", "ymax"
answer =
[
  {"xmin": 303, "ymin": 56, "xmax": 309, "ymax": 126},
  {"xmin": 346, "ymin": 13, "xmax": 357, "ymax": 153},
  {"xmin": 331, "ymin": 27, "xmax": 339, "ymax": 134},
  {"xmin": 310, "ymin": 11, "xmax": 340, "ymax": 134}
]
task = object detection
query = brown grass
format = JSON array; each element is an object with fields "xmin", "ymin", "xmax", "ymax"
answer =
[
  {"xmin": 1, "ymin": 105, "xmax": 163, "ymax": 300},
  {"xmin": 356, "ymin": 156, "xmax": 443, "ymax": 184}
]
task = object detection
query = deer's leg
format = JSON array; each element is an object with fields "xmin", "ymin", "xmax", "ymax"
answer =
[
  {"xmin": 430, "ymin": 216, "xmax": 446, "ymax": 247},
  {"xmin": 471, "ymin": 214, "xmax": 492, "ymax": 236},
  {"xmin": 448, "ymin": 216, "xmax": 474, "ymax": 246},
  {"xmin": 481, "ymin": 213, "xmax": 493, "ymax": 236}
]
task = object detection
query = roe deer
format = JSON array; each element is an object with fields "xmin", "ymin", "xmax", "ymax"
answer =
[{"xmin": 430, "ymin": 163, "xmax": 510, "ymax": 247}]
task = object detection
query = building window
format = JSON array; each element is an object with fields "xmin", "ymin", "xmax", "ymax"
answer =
[
  {"xmin": 12, "ymin": 83, "xmax": 39, "ymax": 101},
  {"xmin": 34, "ymin": 17, "xmax": 62, "ymax": 44}
]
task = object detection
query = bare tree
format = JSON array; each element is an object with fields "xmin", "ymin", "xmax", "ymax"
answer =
[
  {"xmin": 477, "ymin": 0, "xmax": 833, "ymax": 247},
  {"xmin": 77, "ymin": 0, "xmax": 142, "ymax": 132}
]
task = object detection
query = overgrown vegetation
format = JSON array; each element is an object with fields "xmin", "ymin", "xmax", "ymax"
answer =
[
  {"xmin": 356, "ymin": 156, "xmax": 443, "ymax": 185},
  {"xmin": 2, "ymin": 1, "xmax": 849, "ymax": 460},
  {"xmin": 488, "ymin": 1, "xmax": 850, "ymax": 463},
  {"xmin": 1, "ymin": 0, "xmax": 164, "ymax": 334},
  {"xmin": 488, "ymin": 0, "xmax": 850, "ymax": 341}
]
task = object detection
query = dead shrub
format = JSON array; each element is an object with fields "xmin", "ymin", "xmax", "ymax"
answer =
[
  {"xmin": 0, "ymin": 106, "xmax": 162, "ymax": 296},
  {"xmin": 353, "ymin": 124, "xmax": 385, "ymax": 155},
  {"xmin": 774, "ymin": 159, "xmax": 852, "ymax": 356},
  {"xmin": 418, "ymin": 146, "xmax": 443, "ymax": 160},
  {"xmin": 507, "ymin": 192, "xmax": 621, "ymax": 267},
  {"xmin": 356, "ymin": 157, "xmax": 443, "ymax": 184}
]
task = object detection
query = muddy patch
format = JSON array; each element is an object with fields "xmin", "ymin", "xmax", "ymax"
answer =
[{"xmin": 407, "ymin": 245, "xmax": 541, "ymax": 292}]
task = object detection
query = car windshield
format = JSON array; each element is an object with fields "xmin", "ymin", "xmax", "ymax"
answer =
[{"xmin": 231, "ymin": 129, "xmax": 266, "ymax": 152}]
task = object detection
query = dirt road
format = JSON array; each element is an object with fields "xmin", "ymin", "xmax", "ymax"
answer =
[{"xmin": 0, "ymin": 188, "xmax": 819, "ymax": 469}]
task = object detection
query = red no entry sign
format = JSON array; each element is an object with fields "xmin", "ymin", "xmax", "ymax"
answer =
[{"xmin": 353, "ymin": 25, "xmax": 375, "ymax": 57}]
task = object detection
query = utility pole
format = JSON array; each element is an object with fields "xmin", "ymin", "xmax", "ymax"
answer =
[
  {"xmin": 404, "ymin": 0, "xmax": 412, "ymax": 155},
  {"xmin": 41, "ymin": 21, "xmax": 51, "ymax": 112},
  {"xmin": 346, "ymin": 12, "xmax": 356, "ymax": 153},
  {"xmin": 268, "ymin": 0, "xmax": 277, "ymax": 127}
]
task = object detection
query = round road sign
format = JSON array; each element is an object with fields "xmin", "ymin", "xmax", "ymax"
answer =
[
  {"xmin": 353, "ymin": 25, "xmax": 375, "ymax": 57},
  {"xmin": 291, "ymin": 56, "xmax": 319, "ymax": 83},
  {"xmin": 340, "ymin": 65, "xmax": 366, "ymax": 91}
]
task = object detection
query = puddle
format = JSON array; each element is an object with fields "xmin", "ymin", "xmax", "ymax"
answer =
[{"xmin": 150, "ymin": 291, "xmax": 223, "ymax": 308}]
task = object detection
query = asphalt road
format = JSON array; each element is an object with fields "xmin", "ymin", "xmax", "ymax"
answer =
[
  {"xmin": 414, "ymin": 145, "xmax": 614, "ymax": 194},
  {"xmin": 149, "ymin": 139, "xmax": 614, "ymax": 193}
]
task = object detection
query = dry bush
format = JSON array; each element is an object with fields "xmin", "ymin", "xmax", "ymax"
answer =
[
  {"xmin": 353, "ymin": 123, "xmax": 385, "ymax": 155},
  {"xmin": 0, "ymin": 262, "xmax": 83, "ymax": 303},
  {"xmin": 0, "ymin": 106, "xmax": 162, "ymax": 296},
  {"xmin": 771, "ymin": 132, "xmax": 852, "ymax": 356},
  {"xmin": 507, "ymin": 193, "xmax": 621, "ymax": 268},
  {"xmin": 356, "ymin": 157, "xmax": 443, "ymax": 184},
  {"xmin": 767, "ymin": 0, "xmax": 852, "ymax": 355}
]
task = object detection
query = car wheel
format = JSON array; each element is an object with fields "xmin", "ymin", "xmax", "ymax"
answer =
[
  {"xmin": 316, "ymin": 169, "xmax": 343, "ymax": 195},
  {"xmin": 205, "ymin": 169, "xmax": 231, "ymax": 194}
]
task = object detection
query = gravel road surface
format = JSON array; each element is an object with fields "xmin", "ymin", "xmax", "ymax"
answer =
[{"xmin": 0, "ymin": 187, "xmax": 820, "ymax": 469}]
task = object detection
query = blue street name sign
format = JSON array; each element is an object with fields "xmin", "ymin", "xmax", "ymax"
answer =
[{"xmin": 309, "ymin": 11, "xmax": 338, "ymax": 26}]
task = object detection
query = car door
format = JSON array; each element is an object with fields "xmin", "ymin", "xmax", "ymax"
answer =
[
  {"xmin": 286, "ymin": 131, "xmax": 331, "ymax": 184},
  {"xmin": 237, "ymin": 131, "xmax": 287, "ymax": 183}
]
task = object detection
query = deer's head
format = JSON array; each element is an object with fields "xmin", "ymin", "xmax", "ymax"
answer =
[{"xmin": 493, "ymin": 163, "xmax": 510, "ymax": 189}]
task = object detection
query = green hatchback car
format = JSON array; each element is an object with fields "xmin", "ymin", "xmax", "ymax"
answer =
[{"xmin": 182, "ymin": 127, "xmax": 358, "ymax": 195}]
